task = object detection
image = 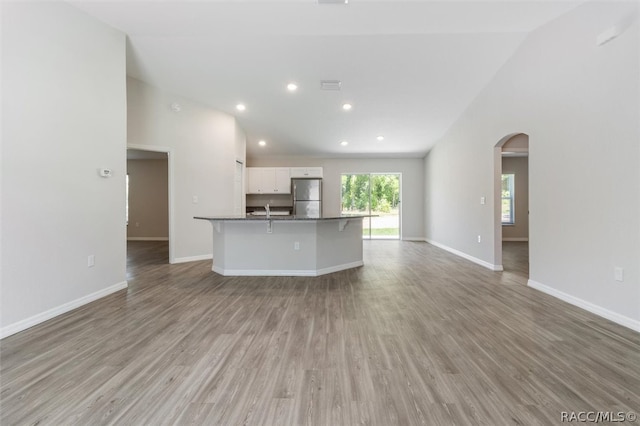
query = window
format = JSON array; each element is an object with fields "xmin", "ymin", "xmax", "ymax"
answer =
[{"xmin": 502, "ymin": 174, "xmax": 515, "ymax": 224}]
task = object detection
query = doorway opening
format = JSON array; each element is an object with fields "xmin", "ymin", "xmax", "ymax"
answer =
[
  {"xmin": 126, "ymin": 145, "xmax": 174, "ymax": 264},
  {"xmin": 494, "ymin": 134, "xmax": 529, "ymax": 279},
  {"xmin": 234, "ymin": 160, "xmax": 244, "ymax": 215},
  {"xmin": 341, "ymin": 173, "xmax": 401, "ymax": 239}
]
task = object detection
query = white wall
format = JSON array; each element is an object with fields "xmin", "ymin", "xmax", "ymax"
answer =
[
  {"xmin": 1, "ymin": 2, "xmax": 127, "ymax": 337},
  {"xmin": 248, "ymin": 157, "xmax": 425, "ymax": 240},
  {"xmin": 424, "ymin": 1, "xmax": 639, "ymax": 329},
  {"xmin": 127, "ymin": 77, "xmax": 246, "ymax": 262}
]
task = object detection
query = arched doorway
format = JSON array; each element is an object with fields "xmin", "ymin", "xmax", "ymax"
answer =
[{"xmin": 494, "ymin": 134, "xmax": 529, "ymax": 279}]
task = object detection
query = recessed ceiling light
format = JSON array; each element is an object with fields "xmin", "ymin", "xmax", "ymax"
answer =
[
  {"xmin": 340, "ymin": 141, "xmax": 348, "ymax": 146},
  {"xmin": 287, "ymin": 83, "xmax": 298, "ymax": 92},
  {"xmin": 258, "ymin": 140, "xmax": 266, "ymax": 147},
  {"xmin": 318, "ymin": 0, "xmax": 348, "ymax": 4},
  {"xmin": 236, "ymin": 104, "xmax": 246, "ymax": 111},
  {"xmin": 376, "ymin": 136, "xmax": 384, "ymax": 141},
  {"xmin": 342, "ymin": 103, "xmax": 352, "ymax": 111}
]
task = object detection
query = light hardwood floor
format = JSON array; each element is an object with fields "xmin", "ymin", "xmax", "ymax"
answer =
[{"xmin": 1, "ymin": 241, "xmax": 638, "ymax": 425}]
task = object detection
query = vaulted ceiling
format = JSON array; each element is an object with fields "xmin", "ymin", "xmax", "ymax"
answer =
[{"xmin": 71, "ymin": 1, "xmax": 583, "ymax": 158}]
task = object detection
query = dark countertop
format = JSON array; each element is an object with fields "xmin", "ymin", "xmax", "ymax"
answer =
[{"xmin": 194, "ymin": 214, "xmax": 372, "ymax": 221}]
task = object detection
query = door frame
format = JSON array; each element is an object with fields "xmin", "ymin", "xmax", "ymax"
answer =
[
  {"xmin": 494, "ymin": 133, "xmax": 529, "ymax": 272},
  {"xmin": 127, "ymin": 144, "xmax": 176, "ymax": 264},
  {"xmin": 340, "ymin": 172, "xmax": 402, "ymax": 240}
]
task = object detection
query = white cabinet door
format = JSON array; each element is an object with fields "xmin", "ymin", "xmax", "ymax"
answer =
[
  {"xmin": 247, "ymin": 167, "xmax": 290, "ymax": 194},
  {"xmin": 289, "ymin": 167, "xmax": 307, "ymax": 178},
  {"xmin": 261, "ymin": 169, "xmax": 277, "ymax": 193},
  {"xmin": 306, "ymin": 167, "xmax": 323, "ymax": 178},
  {"xmin": 290, "ymin": 167, "xmax": 323, "ymax": 178},
  {"xmin": 247, "ymin": 168, "xmax": 263, "ymax": 194},
  {"xmin": 274, "ymin": 168, "xmax": 291, "ymax": 194}
]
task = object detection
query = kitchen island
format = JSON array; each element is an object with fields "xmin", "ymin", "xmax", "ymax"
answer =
[{"xmin": 194, "ymin": 215, "xmax": 368, "ymax": 276}]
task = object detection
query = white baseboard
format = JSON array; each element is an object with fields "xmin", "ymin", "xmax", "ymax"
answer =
[
  {"xmin": 502, "ymin": 237, "xmax": 529, "ymax": 242},
  {"xmin": 528, "ymin": 279, "xmax": 640, "ymax": 333},
  {"xmin": 0, "ymin": 281, "xmax": 128, "ymax": 340},
  {"xmin": 402, "ymin": 237, "xmax": 427, "ymax": 242},
  {"xmin": 426, "ymin": 239, "xmax": 503, "ymax": 271},
  {"xmin": 213, "ymin": 266, "xmax": 313, "ymax": 276},
  {"xmin": 213, "ymin": 260, "xmax": 364, "ymax": 277},
  {"xmin": 172, "ymin": 254, "xmax": 213, "ymax": 264},
  {"xmin": 127, "ymin": 237, "xmax": 169, "ymax": 241},
  {"xmin": 316, "ymin": 261, "xmax": 364, "ymax": 276}
]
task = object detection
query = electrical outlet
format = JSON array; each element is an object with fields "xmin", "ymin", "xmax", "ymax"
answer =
[
  {"xmin": 192, "ymin": 195, "xmax": 199, "ymax": 204},
  {"xmin": 294, "ymin": 242, "xmax": 300, "ymax": 250},
  {"xmin": 480, "ymin": 197, "xmax": 486, "ymax": 205},
  {"xmin": 477, "ymin": 235, "xmax": 482, "ymax": 243},
  {"xmin": 614, "ymin": 267, "xmax": 624, "ymax": 282},
  {"xmin": 88, "ymin": 255, "xmax": 95, "ymax": 267}
]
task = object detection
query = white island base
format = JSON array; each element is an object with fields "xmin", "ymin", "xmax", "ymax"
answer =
[{"xmin": 198, "ymin": 216, "xmax": 365, "ymax": 276}]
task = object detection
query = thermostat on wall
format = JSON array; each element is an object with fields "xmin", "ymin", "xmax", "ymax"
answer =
[{"xmin": 99, "ymin": 168, "xmax": 113, "ymax": 178}]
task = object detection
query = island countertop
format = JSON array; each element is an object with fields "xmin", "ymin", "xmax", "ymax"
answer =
[
  {"xmin": 195, "ymin": 214, "xmax": 369, "ymax": 276},
  {"xmin": 194, "ymin": 214, "xmax": 372, "ymax": 221}
]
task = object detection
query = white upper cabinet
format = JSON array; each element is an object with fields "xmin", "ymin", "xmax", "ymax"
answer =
[
  {"xmin": 289, "ymin": 167, "xmax": 323, "ymax": 178},
  {"xmin": 247, "ymin": 167, "xmax": 291, "ymax": 194},
  {"xmin": 247, "ymin": 167, "xmax": 264, "ymax": 194},
  {"xmin": 274, "ymin": 168, "xmax": 291, "ymax": 193}
]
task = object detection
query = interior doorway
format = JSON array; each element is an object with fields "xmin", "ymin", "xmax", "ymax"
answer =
[
  {"xmin": 494, "ymin": 134, "xmax": 529, "ymax": 279},
  {"xmin": 340, "ymin": 173, "xmax": 401, "ymax": 239},
  {"xmin": 127, "ymin": 145, "xmax": 175, "ymax": 263},
  {"xmin": 234, "ymin": 160, "xmax": 244, "ymax": 215}
]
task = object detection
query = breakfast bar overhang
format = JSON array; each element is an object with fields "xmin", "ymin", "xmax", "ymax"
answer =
[{"xmin": 194, "ymin": 215, "xmax": 368, "ymax": 276}]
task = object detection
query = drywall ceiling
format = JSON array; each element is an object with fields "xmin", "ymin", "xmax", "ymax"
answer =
[{"xmin": 71, "ymin": 0, "xmax": 583, "ymax": 158}]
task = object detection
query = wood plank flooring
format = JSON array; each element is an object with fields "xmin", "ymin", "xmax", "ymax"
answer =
[
  {"xmin": 1, "ymin": 241, "xmax": 639, "ymax": 425},
  {"xmin": 502, "ymin": 241, "xmax": 529, "ymax": 280}
]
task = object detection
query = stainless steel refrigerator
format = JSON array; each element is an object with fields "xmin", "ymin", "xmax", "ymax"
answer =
[{"xmin": 292, "ymin": 178, "xmax": 322, "ymax": 218}]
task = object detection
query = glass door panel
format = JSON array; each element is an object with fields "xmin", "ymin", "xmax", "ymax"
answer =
[
  {"xmin": 341, "ymin": 174, "xmax": 371, "ymax": 239},
  {"xmin": 370, "ymin": 174, "xmax": 400, "ymax": 239},
  {"xmin": 341, "ymin": 173, "xmax": 401, "ymax": 240}
]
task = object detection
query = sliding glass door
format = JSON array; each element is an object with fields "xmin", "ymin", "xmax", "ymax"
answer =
[{"xmin": 341, "ymin": 173, "xmax": 401, "ymax": 239}]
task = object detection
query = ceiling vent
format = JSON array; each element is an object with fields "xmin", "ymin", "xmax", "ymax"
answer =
[
  {"xmin": 318, "ymin": 0, "xmax": 348, "ymax": 4},
  {"xmin": 320, "ymin": 80, "xmax": 342, "ymax": 91}
]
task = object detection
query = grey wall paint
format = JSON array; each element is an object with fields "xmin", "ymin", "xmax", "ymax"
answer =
[
  {"xmin": 424, "ymin": 2, "xmax": 639, "ymax": 323},
  {"xmin": 502, "ymin": 156, "xmax": 529, "ymax": 240},
  {"xmin": 127, "ymin": 159, "xmax": 169, "ymax": 239},
  {"xmin": 1, "ymin": 3, "xmax": 127, "ymax": 330},
  {"xmin": 247, "ymin": 157, "xmax": 425, "ymax": 240},
  {"xmin": 127, "ymin": 77, "xmax": 246, "ymax": 261}
]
